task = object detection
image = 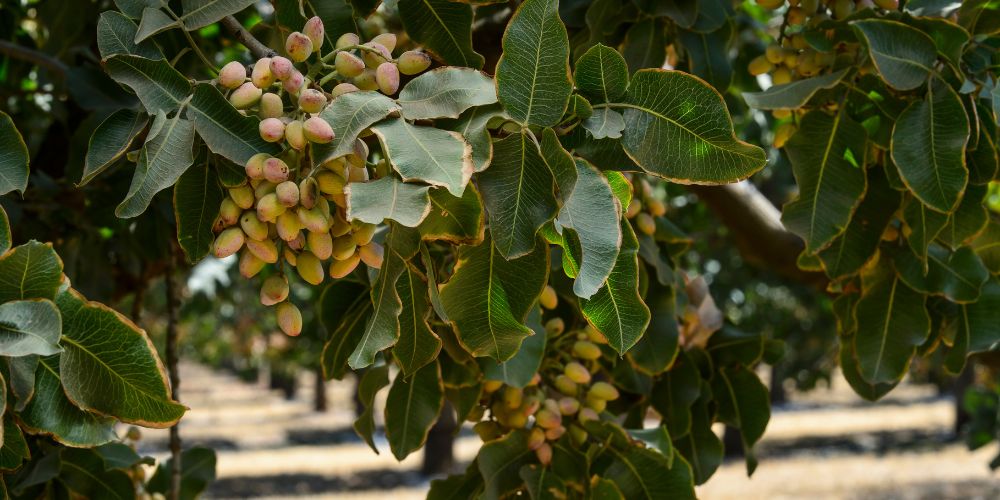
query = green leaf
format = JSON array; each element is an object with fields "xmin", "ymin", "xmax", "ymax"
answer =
[
  {"xmin": 384, "ymin": 359, "xmax": 443, "ymax": 460},
  {"xmin": 629, "ymin": 276, "xmax": 679, "ymax": 374},
  {"xmin": 478, "ymin": 132, "xmax": 558, "ymax": 259},
  {"xmin": 274, "ymin": 0, "xmax": 357, "ymax": 52},
  {"xmin": 135, "ymin": 7, "xmax": 177, "ymax": 43},
  {"xmin": 371, "ymin": 118, "xmax": 473, "ymax": 198},
  {"xmin": 97, "ymin": 11, "xmax": 163, "ymax": 60},
  {"xmin": 189, "ymin": 83, "xmax": 282, "ymax": 166},
  {"xmin": 939, "ymin": 184, "xmax": 989, "ymax": 248},
  {"xmin": 894, "ymin": 244, "xmax": 989, "ymax": 303},
  {"xmin": 347, "ymin": 177, "xmax": 431, "ymax": 228},
  {"xmin": 0, "ymin": 300, "xmax": 62, "ymax": 357},
  {"xmin": 743, "ymin": 68, "xmax": 850, "ymax": 110},
  {"xmin": 677, "ymin": 24, "xmax": 734, "ymax": 92},
  {"xmin": 840, "ymin": 335, "xmax": 898, "ymax": 401},
  {"xmin": 851, "ymin": 19, "xmax": 937, "ymax": 91},
  {"xmin": 440, "ymin": 104, "xmax": 505, "ymax": 173},
  {"xmin": 818, "ymin": 168, "xmax": 902, "ymax": 280},
  {"xmin": 439, "ymin": 232, "xmax": 548, "ymax": 361},
  {"xmin": 347, "ymin": 227, "xmax": 418, "ymax": 370},
  {"xmin": 0, "ymin": 112, "xmax": 29, "ymax": 196},
  {"xmin": 558, "ymin": 159, "xmax": 622, "ymax": 299},
  {"xmin": 59, "ymin": 448, "xmax": 133, "ymax": 500},
  {"xmin": 621, "ymin": 18, "xmax": 666, "ymax": 73},
  {"xmin": 853, "ymin": 262, "xmax": 930, "ymax": 384},
  {"xmin": 428, "ymin": 463, "xmax": 484, "ymax": 500},
  {"xmin": 589, "ymin": 477, "xmax": 625, "ymax": 499},
  {"xmin": 890, "ymin": 78, "xmax": 969, "ymax": 213},
  {"xmin": 8, "ymin": 355, "xmax": 37, "ymax": 412},
  {"xmin": 574, "ymin": 44, "xmax": 629, "ymax": 104},
  {"xmin": 946, "ymin": 278, "xmax": 1000, "ymax": 372},
  {"xmin": 480, "ymin": 308, "xmax": 545, "ymax": 388},
  {"xmin": 95, "ymin": 442, "xmax": 153, "ymax": 469},
  {"xmin": 711, "ymin": 366, "xmax": 770, "ymax": 475},
  {"xmin": 902, "ymin": 198, "xmax": 949, "ymax": 261},
  {"xmin": 178, "ymin": 0, "xmax": 256, "ymax": 30},
  {"xmin": 418, "ymin": 186, "xmax": 485, "ymax": 245},
  {"xmin": 56, "ymin": 288, "xmax": 186, "ymax": 427},
  {"xmin": 398, "ymin": 68, "xmax": 498, "ymax": 121},
  {"xmin": 495, "ymin": 0, "xmax": 573, "ymax": 127},
  {"xmin": 116, "ymin": 111, "xmax": 196, "ymax": 218},
  {"xmin": 782, "ymin": 109, "xmax": 868, "ymax": 253},
  {"xmin": 581, "ymin": 220, "xmax": 650, "ymax": 355},
  {"xmin": 353, "ymin": 364, "xmax": 390, "ymax": 454},
  {"xmin": 0, "ymin": 419, "xmax": 29, "ymax": 471},
  {"xmin": 394, "ymin": 263, "xmax": 441, "ymax": 375},
  {"xmin": 173, "ymin": 157, "xmax": 224, "ymax": 263},
  {"xmin": 971, "ymin": 219, "xmax": 1000, "ymax": 274},
  {"xmin": 477, "ymin": 429, "xmax": 533, "ymax": 500},
  {"xmin": 397, "ymin": 0, "xmax": 484, "ymax": 68},
  {"xmin": 0, "ymin": 206, "xmax": 8, "ymax": 254},
  {"xmin": 0, "ymin": 241, "xmax": 64, "ymax": 303},
  {"xmin": 114, "ymin": 0, "xmax": 161, "ymax": 19},
  {"xmin": 582, "ymin": 108, "xmax": 626, "ymax": 139},
  {"xmin": 520, "ymin": 464, "xmax": 566, "ymax": 499},
  {"xmin": 540, "ymin": 127, "xmax": 577, "ymax": 197},
  {"xmin": 104, "ymin": 54, "xmax": 191, "ymax": 114},
  {"xmin": 20, "ymin": 356, "xmax": 117, "ymax": 447},
  {"xmin": 146, "ymin": 446, "xmax": 217, "ymax": 499},
  {"xmin": 651, "ymin": 352, "xmax": 701, "ymax": 439},
  {"xmin": 603, "ymin": 445, "xmax": 696, "ymax": 499},
  {"xmin": 320, "ymin": 281, "xmax": 371, "ymax": 380},
  {"xmin": 81, "ymin": 109, "xmax": 148, "ymax": 186},
  {"xmin": 314, "ymin": 91, "xmax": 400, "ymax": 164},
  {"xmin": 617, "ymin": 70, "xmax": 767, "ymax": 184},
  {"xmin": 674, "ymin": 387, "xmax": 722, "ymax": 485},
  {"xmin": 628, "ymin": 425, "xmax": 674, "ymax": 462}
]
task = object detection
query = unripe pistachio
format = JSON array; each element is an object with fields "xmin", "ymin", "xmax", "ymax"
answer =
[
  {"xmin": 572, "ymin": 340, "xmax": 602, "ymax": 361},
  {"xmin": 335, "ymin": 51, "xmax": 366, "ymax": 78},
  {"xmin": 506, "ymin": 411, "xmax": 528, "ymax": 429},
  {"xmin": 259, "ymin": 92, "xmax": 283, "ymax": 119},
  {"xmin": 370, "ymin": 33, "xmax": 397, "ymax": 53},
  {"xmin": 213, "ymin": 227, "xmax": 246, "ymax": 258},
  {"xmin": 473, "ymin": 421, "xmax": 500, "ymax": 441},
  {"xmin": 245, "ymin": 153, "xmax": 269, "ymax": 180},
  {"xmin": 285, "ymin": 32, "xmax": 313, "ymax": 62},
  {"xmin": 331, "ymin": 82, "xmax": 360, "ymax": 98},
  {"xmin": 874, "ymin": 0, "xmax": 898, "ymax": 8},
  {"xmin": 376, "ymin": 62, "xmax": 400, "ymax": 95},
  {"xmin": 285, "ymin": 120, "xmax": 306, "ymax": 150},
  {"xmin": 246, "ymin": 237, "xmax": 279, "ymax": 263},
  {"xmin": 636, "ymin": 212, "xmax": 656, "ymax": 235},
  {"xmin": 218, "ymin": 198, "xmax": 241, "ymax": 226},
  {"xmin": 545, "ymin": 426, "xmax": 566, "ymax": 441},
  {"xmin": 298, "ymin": 206, "xmax": 331, "ymax": 232},
  {"xmin": 772, "ymin": 67, "xmax": 793, "ymax": 85},
  {"xmin": 554, "ymin": 375, "xmax": 578, "ymax": 396},
  {"xmin": 535, "ymin": 443, "xmax": 552, "ymax": 465},
  {"xmin": 625, "ymin": 198, "xmax": 641, "ymax": 218},
  {"xmin": 543, "ymin": 398, "xmax": 560, "ymax": 415},
  {"xmin": 535, "ymin": 409, "xmax": 561, "ymax": 429},
  {"xmin": 578, "ymin": 407, "xmax": 599, "ymax": 423},
  {"xmin": 218, "ymin": 61, "xmax": 247, "ymax": 89},
  {"xmin": 348, "ymin": 163, "xmax": 369, "ymax": 182},
  {"xmin": 354, "ymin": 68, "xmax": 379, "ymax": 90},
  {"xmin": 748, "ymin": 55, "xmax": 773, "ymax": 76},
  {"xmin": 288, "ymin": 232, "xmax": 306, "ymax": 251},
  {"xmin": 276, "ymin": 302, "xmax": 303, "ymax": 336},
  {"xmin": 254, "ymin": 180, "xmax": 276, "ymax": 200},
  {"xmin": 526, "ymin": 428, "xmax": 547, "ymax": 451},
  {"xmin": 564, "ymin": 362, "xmax": 591, "ymax": 384},
  {"xmin": 259, "ymin": 117, "xmax": 286, "ymax": 143},
  {"xmin": 352, "ymin": 222, "xmax": 377, "ymax": 245},
  {"xmin": 239, "ymin": 250, "xmax": 266, "ymax": 278},
  {"xmin": 539, "ymin": 285, "xmax": 558, "ymax": 309},
  {"xmin": 589, "ymin": 381, "xmax": 620, "ymax": 401},
  {"xmin": 397, "ymin": 50, "xmax": 432, "ymax": 75},
  {"xmin": 275, "ymin": 181, "xmax": 300, "ymax": 207},
  {"xmin": 585, "ymin": 395, "xmax": 606, "ymax": 413},
  {"xmin": 260, "ymin": 275, "xmax": 289, "ymax": 306},
  {"xmin": 336, "ymin": 32, "xmax": 360, "ymax": 50},
  {"xmin": 263, "ymin": 157, "xmax": 290, "ymax": 183},
  {"xmin": 558, "ymin": 397, "xmax": 580, "ymax": 416},
  {"xmin": 296, "ymin": 251, "xmax": 325, "ymax": 285},
  {"xmin": 252, "ymin": 58, "xmax": 275, "ymax": 88},
  {"xmin": 316, "ymin": 170, "xmax": 345, "ymax": 195},
  {"xmin": 269, "ymin": 56, "xmax": 294, "ymax": 80},
  {"xmin": 765, "ymin": 44, "xmax": 785, "ymax": 64},
  {"xmin": 502, "ymin": 386, "xmax": 523, "ymax": 410},
  {"xmin": 256, "ymin": 192, "xmax": 286, "ymax": 222},
  {"xmin": 299, "ymin": 177, "xmax": 319, "ymax": 209},
  {"xmin": 283, "ymin": 70, "xmax": 305, "ymax": 94},
  {"xmin": 307, "ymin": 230, "xmax": 334, "ymax": 260},
  {"xmin": 545, "ymin": 317, "xmax": 565, "ymax": 335},
  {"xmin": 585, "ymin": 324, "xmax": 607, "ymax": 344},
  {"xmin": 276, "ymin": 211, "xmax": 303, "ymax": 241},
  {"xmin": 359, "ymin": 242, "xmax": 383, "ymax": 268},
  {"xmin": 230, "ymin": 187, "xmax": 255, "ymax": 211},
  {"xmin": 329, "ymin": 251, "xmax": 361, "ymax": 278},
  {"xmin": 230, "ymin": 82, "xmax": 262, "ymax": 109},
  {"xmin": 240, "ymin": 212, "xmax": 269, "ymax": 241},
  {"xmin": 303, "ymin": 16, "xmax": 324, "ymax": 51},
  {"xmin": 646, "ymin": 198, "xmax": 667, "ymax": 217},
  {"xmin": 774, "ymin": 122, "xmax": 797, "ymax": 149},
  {"xmin": 298, "ymin": 88, "xmax": 327, "ymax": 113},
  {"xmin": 303, "ymin": 116, "xmax": 335, "ymax": 143},
  {"xmin": 361, "ymin": 42, "xmax": 391, "ymax": 67},
  {"xmin": 332, "ymin": 234, "xmax": 358, "ymax": 261}
]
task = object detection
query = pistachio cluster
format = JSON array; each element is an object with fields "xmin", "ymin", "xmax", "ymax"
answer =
[
  {"xmin": 210, "ymin": 17, "xmax": 433, "ymax": 336},
  {"xmin": 469, "ymin": 288, "xmax": 620, "ymax": 465},
  {"xmin": 626, "ymin": 177, "xmax": 667, "ymax": 237}
]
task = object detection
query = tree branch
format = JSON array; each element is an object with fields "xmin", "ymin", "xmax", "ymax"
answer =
[
  {"xmin": 686, "ymin": 182, "xmax": 829, "ymax": 289},
  {"xmin": 0, "ymin": 40, "xmax": 68, "ymax": 76},
  {"xmin": 220, "ymin": 16, "xmax": 276, "ymax": 60}
]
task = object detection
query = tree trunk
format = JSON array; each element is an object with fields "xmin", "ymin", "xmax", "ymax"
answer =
[
  {"xmin": 953, "ymin": 364, "xmax": 974, "ymax": 437},
  {"xmin": 769, "ymin": 364, "xmax": 787, "ymax": 406},
  {"xmin": 722, "ymin": 425, "xmax": 744, "ymax": 458},
  {"xmin": 421, "ymin": 402, "xmax": 456, "ymax": 476},
  {"xmin": 314, "ymin": 366, "xmax": 327, "ymax": 412}
]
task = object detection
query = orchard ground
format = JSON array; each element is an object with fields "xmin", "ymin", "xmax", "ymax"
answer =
[{"xmin": 135, "ymin": 362, "xmax": 1000, "ymax": 499}]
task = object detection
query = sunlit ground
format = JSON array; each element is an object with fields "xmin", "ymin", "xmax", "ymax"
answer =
[{"xmin": 136, "ymin": 363, "xmax": 999, "ymax": 499}]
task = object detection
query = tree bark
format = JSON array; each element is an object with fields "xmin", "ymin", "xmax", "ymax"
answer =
[
  {"xmin": 164, "ymin": 258, "xmax": 182, "ymax": 500},
  {"xmin": 421, "ymin": 402, "xmax": 457, "ymax": 476},
  {"xmin": 952, "ymin": 365, "xmax": 974, "ymax": 438},
  {"xmin": 314, "ymin": 366, "xmax": 327, "ymax": 412},
  {"xmin": 220, "ymin": 16, "xmax": 276, "ymax": 60}
]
